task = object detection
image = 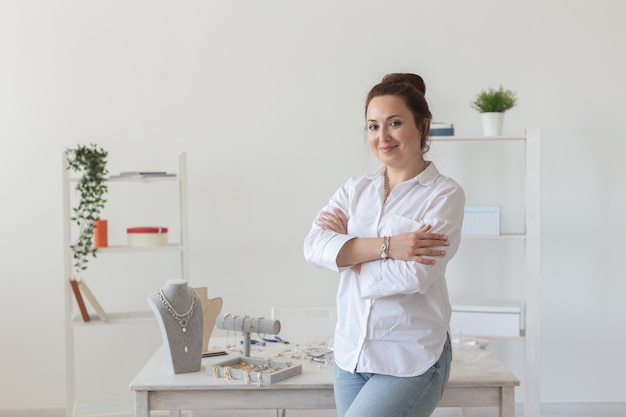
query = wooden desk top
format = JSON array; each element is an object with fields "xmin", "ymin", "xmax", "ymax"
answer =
[{"xmin": 130, "ymin": 341, "xmax": 519, "ymax": 392}]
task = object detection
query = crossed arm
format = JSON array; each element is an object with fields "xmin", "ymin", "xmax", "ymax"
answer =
[{"xmin": 316, "ymin": 208, "xmax": 449, "ymax": 270}]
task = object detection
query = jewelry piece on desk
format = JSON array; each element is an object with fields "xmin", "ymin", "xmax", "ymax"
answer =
[
  {"xmin": 157, "ymin": 288, "xmax": 196, "ymax": 353},
  {"xmin": 263, "ymin": 335, "xmax": 289, "ymax": 344}
]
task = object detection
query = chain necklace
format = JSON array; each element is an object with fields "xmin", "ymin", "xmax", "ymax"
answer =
[
  {"xmin": 158, "ymin": 288, "xmax": 196, "ymax": 353},
  {"xmin": 384, "ymin": 161, "xmax": 430, "ymax": 199}
]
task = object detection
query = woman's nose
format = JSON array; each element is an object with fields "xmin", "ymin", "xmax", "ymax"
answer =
[{"xmin": 380, "ymin": 126, "xmax": 391, "ymax": 141}]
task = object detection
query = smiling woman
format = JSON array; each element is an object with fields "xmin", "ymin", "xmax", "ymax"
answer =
[{"xmin": 303, "ymin": 73, "xmax": 466, "ymax": 417}]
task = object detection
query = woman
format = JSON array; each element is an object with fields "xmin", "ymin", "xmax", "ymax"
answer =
[{"xmin": 303, "ymin": 73, "xmax": 465, "ymax": 417}]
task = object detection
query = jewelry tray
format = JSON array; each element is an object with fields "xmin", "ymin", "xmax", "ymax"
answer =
[{"xmin": 209, "ymin": 356, "xmax": 302, "ymax": 385}]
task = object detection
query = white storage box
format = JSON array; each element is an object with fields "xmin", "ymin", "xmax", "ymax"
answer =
[
  {"xmin": 462, "ymin": 205, "xmax": 500, "ymax": 236},
  {"xmin": 450, "ymin": 302, "xmax": 522, "ymax": 337},
  {"xmin": 127, "ymin": 226, "xmax": 168, "ymax": 247}
]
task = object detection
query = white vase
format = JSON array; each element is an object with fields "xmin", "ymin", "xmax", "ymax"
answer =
[{"xmin": 481, "ymin": 112, "xmax": 504, "ymax": 136}]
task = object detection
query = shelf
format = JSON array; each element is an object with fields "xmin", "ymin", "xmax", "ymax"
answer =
[
  {"xmin": 67, "ymin": 176, "xmax": 180, "ymax": 183},
  {"xmin": 106, "ymin": 176, "xmax": 180, "ymax": 183},
  {"xmin": 431, "ymin": 128, "xmax": 541, "ymax": 417},
  {"xmin": 462, "ymin": 233, "xmax": 526, "ymax": 239},
  {"xmin": 63, "ymin": 151, "xmax": 189, "ymax": 417},
  {"xmin": 95, "ymin": 244, "xmax": 184, "ymax": 253},
  {"xmin": 69, "ymin": 311, "xmax": 155, "ymax": 326},
  {"xmin": 430, "ymin": 135, "xmax": 526, "ymax": 142}
]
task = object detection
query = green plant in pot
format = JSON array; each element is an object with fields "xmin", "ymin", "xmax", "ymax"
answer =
[
  {"xmin": 471, "ymin": 86, "xmax": 517, "ymax": 136},
  {"xmin": 66, "ymin": 144, "xmax": 109, "ymax": 273}
]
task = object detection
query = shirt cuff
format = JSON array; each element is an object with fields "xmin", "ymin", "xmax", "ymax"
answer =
[{"xmin": 323, "ymin": 234, "xmax": 356, "ymax": 272}]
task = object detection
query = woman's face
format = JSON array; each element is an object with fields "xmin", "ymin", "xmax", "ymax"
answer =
[{"xmin": 366, "ymin": 95, "xmax": 423, "ymax": 170}]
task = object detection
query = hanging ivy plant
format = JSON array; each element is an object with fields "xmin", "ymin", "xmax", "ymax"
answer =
[{"xmin": 66, "ymin": 144, "xmax": 109, "ymax": 273}]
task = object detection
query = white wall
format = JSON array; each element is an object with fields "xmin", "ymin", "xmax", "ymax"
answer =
[{"xmin": 1, "ymin": 0, "xmax": 625, "ymax": 409}]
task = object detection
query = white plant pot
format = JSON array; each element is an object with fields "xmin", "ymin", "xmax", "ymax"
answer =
[{"xmin": 481, "ymin": 112, "xmax": 504, "ymax": 136}]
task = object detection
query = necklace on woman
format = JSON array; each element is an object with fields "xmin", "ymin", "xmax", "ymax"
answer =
[
  {"xmin": 157, "ymin": 288, "xmax": 196, "ymax": 353},
  {"xmin": 384, "ymin": 161, "xmax": 430, "ymax": 199}
]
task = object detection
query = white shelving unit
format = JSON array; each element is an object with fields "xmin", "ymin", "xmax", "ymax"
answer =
[
  {"xmin": 431, "ymin": 128, "xmax": 541, "ymax": 417},
  {"xmin": 62, "ymin": 152, "xmax": 189, "ymax": 417}
]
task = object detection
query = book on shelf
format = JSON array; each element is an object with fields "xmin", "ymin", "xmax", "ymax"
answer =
[
  {"xmin": 69, "ymin": 277, "xmax": 90, "ymax": 322},
  {"xmin": 77, "ymin": 279, "xmax": 107, "ymax": 322},
  {"xmin": 110, "ymin": 171, "xmax": 175, "ymax": 178},
  {"xmin": 430, "ymin": 122, "xmax": 455, "ymax": 136}
]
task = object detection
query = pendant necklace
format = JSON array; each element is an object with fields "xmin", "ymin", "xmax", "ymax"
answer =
[
  {"xmin": 384, "ymin": 161, "xmax": 430, "ymax": 200},
  {"xmin": 158, "ymin": 288, "xmax": 196, "ymax": 353}
]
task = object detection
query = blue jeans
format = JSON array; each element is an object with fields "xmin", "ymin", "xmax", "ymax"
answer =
[{"xmin": 333, "ymin": 335, "xmax": 452, "ymax": 417}]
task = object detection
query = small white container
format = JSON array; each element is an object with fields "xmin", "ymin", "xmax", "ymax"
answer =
[{"xmin": 127, "ymin": 226, "xmax": 168, "ymax": 247}]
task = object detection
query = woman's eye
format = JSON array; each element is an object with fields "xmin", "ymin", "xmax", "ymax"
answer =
[
  {"xmin": 389, "ymin": 120, "xmax": 401, "ymax": 127},
  {"xmin": 368, "ymin": 124, "xmax": 379, "ymax": 131}
]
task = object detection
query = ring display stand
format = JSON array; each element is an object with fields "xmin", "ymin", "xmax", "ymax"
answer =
[
  {"xmin": 213, "ymin": 313, "xmax": 302, "ymax": 385},
  {"xmin": 215, "ymin": 313, "xmax": 281, "ymax": 357}
]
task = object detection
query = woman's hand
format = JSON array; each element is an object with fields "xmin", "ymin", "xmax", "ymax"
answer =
[
  {"xmin": 389, "ymin": 224, "xmax": 449, "ymax": 265},
  {"xmin": 318, "ymin": 211, "xmax": 448, "ymax": 267},
  {"xmin": 317, "ymin": 208, "xmax": 348, "ymax": 234}
]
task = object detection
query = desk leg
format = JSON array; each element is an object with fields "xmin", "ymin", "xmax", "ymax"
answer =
[
  {"xmin": 460, "ymin": 408, "xmax": 473, "ymax": 417},
  {"xmin": 134, "ymin": 391, "xmax": 149, "ymax": 417},
  {"xmin": 500, "ymin": 387, "xmax": 514, "ymax": 417}
]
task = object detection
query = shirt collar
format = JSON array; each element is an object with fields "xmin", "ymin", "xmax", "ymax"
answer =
[{"xmin": 368, "ymin": 162, "xmax": 439, "ymax": 187}]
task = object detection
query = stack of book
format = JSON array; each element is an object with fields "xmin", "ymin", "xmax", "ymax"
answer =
[
  {"xmin": 110, "ymin": 171, "xmax": 175, "ymax": 179},
  {"xmin": 430, "ymin": 122, "xmax": 455, "ymax": 136}
]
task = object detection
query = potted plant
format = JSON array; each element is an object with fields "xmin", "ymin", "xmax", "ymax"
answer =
[
  {"xmin": 66, "ymin": 144, "xmax": 109, "ymax": 273},
  {"xmin": 471, "ymin": 86, "xmax": 517, "ymax": 136}
]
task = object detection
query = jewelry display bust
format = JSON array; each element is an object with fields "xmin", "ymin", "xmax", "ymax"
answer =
[{"xmin": 148, "ymin": 279, "xmax": 203, "ymax": 374}]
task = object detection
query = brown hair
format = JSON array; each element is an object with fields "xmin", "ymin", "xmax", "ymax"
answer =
[{"xmin": 365, "ymin": 73, "xmax": 432, "ymax": 152}]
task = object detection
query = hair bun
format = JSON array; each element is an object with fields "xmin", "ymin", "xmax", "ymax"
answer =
[{"xmin": 381, "ymin": 73, "xmax": 426, "ymax": 95}]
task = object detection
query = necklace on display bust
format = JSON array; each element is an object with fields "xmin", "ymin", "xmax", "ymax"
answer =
[
  {"xmin": 384, "ymin": 160, "xmax": 431, "ymax": 199},
  {"xmin": 158, "ymin": 288, "xmax": 197, "ymax": 353}
]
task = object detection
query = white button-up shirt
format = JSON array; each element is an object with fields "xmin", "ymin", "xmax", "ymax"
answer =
[{"xmin": 304, "ymin": 162, "xmax": 465, "ymax": 377}]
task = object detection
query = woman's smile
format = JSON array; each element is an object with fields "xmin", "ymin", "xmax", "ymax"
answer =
[{"xmin": 379, "ymin": 145, "xmax": 397, "ymax": 153}]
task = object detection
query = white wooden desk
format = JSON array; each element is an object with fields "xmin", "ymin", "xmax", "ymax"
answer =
[{"xmin": 130, "ymin": 346, "xmax": 519, "ymax": 417}]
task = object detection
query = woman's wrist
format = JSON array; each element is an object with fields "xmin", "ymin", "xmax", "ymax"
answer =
[{"xmin": 380, "ymin": 236, "xmax": 390, "ymax": 259}]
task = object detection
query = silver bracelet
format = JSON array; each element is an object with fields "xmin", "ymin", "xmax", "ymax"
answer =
[{"xmin": 381, "ymin": 236, "xmax": 390, "ymax": 259}]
